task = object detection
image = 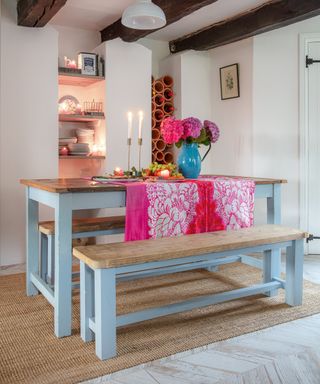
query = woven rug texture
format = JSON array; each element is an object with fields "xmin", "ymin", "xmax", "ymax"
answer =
[{"xmin": 1, "ymin": 263, "xmax": 320, "ymax": 384}]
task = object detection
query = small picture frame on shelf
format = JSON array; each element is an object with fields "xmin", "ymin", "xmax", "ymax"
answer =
[
  {"xmin": 219, "ymin": 63, "xmax": 240, "ymax": 100},
  {"xmin": 78, "ymin": 52, "xmax": 98, "ymax": 76}
]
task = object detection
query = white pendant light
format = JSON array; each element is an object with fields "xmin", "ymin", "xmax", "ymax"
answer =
[{"xmin": 121, "ymin": 0, "xmax": 166, "ymax": 30}]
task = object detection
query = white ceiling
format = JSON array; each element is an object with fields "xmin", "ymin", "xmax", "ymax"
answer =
[
  {"xmin": 51, "ymin": 0, "xmax": 136, "ymax": 31},
  {"xmin": 51, "ymin": 0, "xmax": 270, "ymax": 41},
  {"xmin": 150, "ymin": 0, "xmax": 269, "ymax": 41}
]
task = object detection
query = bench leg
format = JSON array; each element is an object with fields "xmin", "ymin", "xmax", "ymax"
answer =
[
  {"xmin": 95, "ymin": 268, "xmax": 117, "ymax": 360},
  {"xmin": 263, "ymin": 249, "xmax": 280, "ymax": 297},
  {"xmin": 80, "ymin": 261, "xmax": 95, "ymax": 342},
  {"xmin": 286, "ymin": 240, "xmax": 304, "ymax": 306},
  {"xmin": 40, "ymin": 233, "xmax": 48, "ymax": 282},
  {"xmin": 47, "ymin": 235, "xmax": 55, "ymax": 285}
]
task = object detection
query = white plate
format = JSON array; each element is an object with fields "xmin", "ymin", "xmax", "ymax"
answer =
[
  {"xmin": 154, "ymin": 179, "xmax": 186, "ymax": 183},
  {"xmin": 92, "ymin": 177, "xmax": 140, "ymax": 183}
]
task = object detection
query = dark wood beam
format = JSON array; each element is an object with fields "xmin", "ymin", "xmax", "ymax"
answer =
[
  {"xmin": 101, "ymin": 0, "xmax": 218, "ymax": 43},
  {"xmin": 17, "ymin": 0, "xmax": 67, "ymax": 27},
  {"xmin": 169, "ymin": 0, "xmax": 320, "ymax": 53}
]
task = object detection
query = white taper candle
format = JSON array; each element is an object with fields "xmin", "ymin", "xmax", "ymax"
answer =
[
  {"xmin": 127, "ymin": 111, "xmax": 133, "ymax": 139},
  {"xmin": 138, "ymin": 110, "xmax": 144, "ymax": 139}
]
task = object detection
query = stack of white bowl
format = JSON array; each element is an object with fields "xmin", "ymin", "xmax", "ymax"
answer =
[
  {"xmin": 67, "ymin": 143, "xmax": 90, "ymax": 156},
  {"xmin": 76, "ymin": 128, "xmax": 95, "ymax": 146}
]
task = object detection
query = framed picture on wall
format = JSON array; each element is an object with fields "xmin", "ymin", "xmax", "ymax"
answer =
[{"xmin": 219, "ymin": 63, "xmax": 240, "ymax": 100}]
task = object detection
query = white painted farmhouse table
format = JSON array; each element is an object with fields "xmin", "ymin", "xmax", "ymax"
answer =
[{"xmin": 21, "ymin": 176, "xmax": 286, "ymax": 338}]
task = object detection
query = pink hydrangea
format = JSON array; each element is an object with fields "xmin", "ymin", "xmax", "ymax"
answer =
[
  {"xmin": 181, "ymin": 117, "xmax": 202, "ymax": 139},
  {"xmin": 204, "ymin": 120, "xmax": 220, "ymax": 143},
  {"xmin": 160, "ymin": 117, "xmax": 184, "ymax": 144}
]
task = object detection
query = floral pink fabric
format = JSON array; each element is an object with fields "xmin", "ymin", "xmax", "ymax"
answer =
[{"xmin": 125, "ymin": 178, "xmax": 255, "ymax": 241}]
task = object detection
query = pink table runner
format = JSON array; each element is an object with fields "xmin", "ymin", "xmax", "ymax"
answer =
[{"xmin": 125, "ymin": 177, "xmax": 255, "ymax": 241}]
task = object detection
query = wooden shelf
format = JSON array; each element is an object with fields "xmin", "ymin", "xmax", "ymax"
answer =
[
  {"xmin": 59, "ymin": 155, "xmax": 106, "ymax": 160},
  {"xmin": 59, "ymin": 114, "xmax": 105, "ymax": 122},
  {"xmin": 58, "ymin": 72, "xmax": 105, "ymax": 87}
]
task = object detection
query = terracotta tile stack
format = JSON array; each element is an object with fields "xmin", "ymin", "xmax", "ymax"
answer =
[{"xmin": 151, "ymin": 75, "xmax": 174, "ymax": 164}]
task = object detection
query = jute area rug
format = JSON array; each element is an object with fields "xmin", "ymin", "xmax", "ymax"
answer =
[{"xmin": 1, "ymin": 263, "xmax": 320, "ymax": 384}]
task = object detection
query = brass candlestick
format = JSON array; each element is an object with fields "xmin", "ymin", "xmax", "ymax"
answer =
[
  {"xmin": 138, "ymin": 138, "xmax": 143, "ymax": 171},
  {"xmin": 127, "ymin": 138, "xmax": 132, "ymax": 171}
]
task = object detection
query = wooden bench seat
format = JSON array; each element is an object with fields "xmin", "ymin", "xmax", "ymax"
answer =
[
  {"xmin": 74, "ymin": 225, "xmax": 306, "ymax": 269},
  {"xmin": 73, "ymin": 224, "xmax": 307, "ymax": 360},
  {"xmin": 39, "ymin": 216, "xmax": 125, "ymax": 236}
]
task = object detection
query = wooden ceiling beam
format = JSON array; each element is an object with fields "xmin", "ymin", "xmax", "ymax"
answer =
[
  {"xmin": 169, "ymin": 0, "xmax": 320, "ymax": 53},
  {"xmin": 17, "ymin": 0, "xmax": 67, "ymax": 27},
  {"xmin": 100, "ymin": 0, "xmax": 219, "ymax": 43}
]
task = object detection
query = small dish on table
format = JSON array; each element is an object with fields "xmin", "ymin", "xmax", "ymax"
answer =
[{"xmin": 92, "ymin": 176, "xmax": 140, "ymax": 183}]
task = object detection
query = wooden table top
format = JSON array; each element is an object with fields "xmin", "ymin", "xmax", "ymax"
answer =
[{"xmin": 20, "ymin": 176, "xmax": 287, "ymax": 194}]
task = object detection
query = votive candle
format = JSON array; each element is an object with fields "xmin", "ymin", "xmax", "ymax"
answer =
[{"xmin": 160, "ymin": 169, "xmax": 170, "ymax": 179}]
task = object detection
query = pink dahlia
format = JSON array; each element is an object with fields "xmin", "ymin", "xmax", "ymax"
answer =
[
  {"xmin": 204, "ymin": 120, "xmax": 219, "ymax": 143},
  {"xmin": 181, "ymin": 117, "xmax": 202, "ymax": 139},
  {"xmin": 160, "ymin": 117, "xmax": 184, "ymax": 144}
]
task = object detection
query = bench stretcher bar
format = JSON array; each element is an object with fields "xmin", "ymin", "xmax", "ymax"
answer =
[
  {"xmin": 30, "ymin": 273, "xmax": 55, "ymax": 306},
  {"xmin": 88, "ymin": 280, "xmax": 283, "ymax": 333}
]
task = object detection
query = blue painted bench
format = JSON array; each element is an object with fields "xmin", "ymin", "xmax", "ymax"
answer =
[
  {"xmin": 73, "ymin": 224, "xmax": 307, "ymax": 360},
  {"xmin": 39, "ymin": 216, "xmax": 125, "ymax": 284}
]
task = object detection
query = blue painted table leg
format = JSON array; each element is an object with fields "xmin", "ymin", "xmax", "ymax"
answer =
[
  {"xmin": 26, "ymin": 189, "xmax": 39, "ymax": 296},
  {"xmin": 95, "ymin": 268, "xmax": 117, "ymax": 360},
  {"xmin": 263, "ymin": 249, "xmax": 280, "ymax": 296},
  {"xmin": 80, "ymin": 262, "xmax": 95, "ymax": 342},
  {"xmin": 267, "ymin": 184, "xmax": 281, "ymax": 225},
  {"xmin": 267, "ymin": 183, "xmax": 281, "ymax": 279},
  {"xmin": 286, "ymin": 240, "xmax": 304, "ymax": 306},
  {"xmin": 54, "ymin": 194, "xmax": 72, "ymax": 338}
]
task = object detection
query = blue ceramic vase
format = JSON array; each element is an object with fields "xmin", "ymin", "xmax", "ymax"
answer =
[{"xmin": 178, "ymin": 142, "xmax": 201, "ymax": 179}]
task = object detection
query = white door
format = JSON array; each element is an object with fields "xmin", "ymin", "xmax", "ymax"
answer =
[{"xmin": 307, "ymin": 41, "xmax": 320, "ymax": 254}]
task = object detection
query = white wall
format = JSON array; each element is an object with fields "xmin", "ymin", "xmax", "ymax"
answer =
[
  {"xmin": 0, "ymin": 0, "xmax": 58, "ymax": 266},
  {"xmin": 96, "ymin": 39, "xmax": 152, "ymax": 173},
  {"xmin": 210, "ymin": 38, "xmax": 254, "ymax": 177},
  {"xmin": 139, "ymin": 38, "xmax": 170, "ymax": 78},
  {"xmin": 180, "ymin": 52, "xmax": 214, "ymax": 174},
  {"xmin": 253, "ymin": 15, "xmax": 320, "ymax": 227},
  {"xmin": 159, "ymin": 51, "xmax": 214, "ymax": 172},
  {"xmin": 53, "ymin": 25, "xmax": 100, "ymax": 67}
]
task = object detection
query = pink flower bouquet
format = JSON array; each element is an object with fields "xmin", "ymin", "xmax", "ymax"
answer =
[{"xmin": 161, "ymin": 116, "xmax": 220, "ymax": 147}]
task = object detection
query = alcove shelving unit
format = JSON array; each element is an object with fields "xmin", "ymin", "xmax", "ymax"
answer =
[{"xmin": 58, "ymin": 71, "xmax": 106, "ymax": 164}]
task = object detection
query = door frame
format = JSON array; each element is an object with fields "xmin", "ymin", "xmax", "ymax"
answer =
[{"xmin": 299, "ymin": 33, "xmax": 320, "ymax": 254}]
